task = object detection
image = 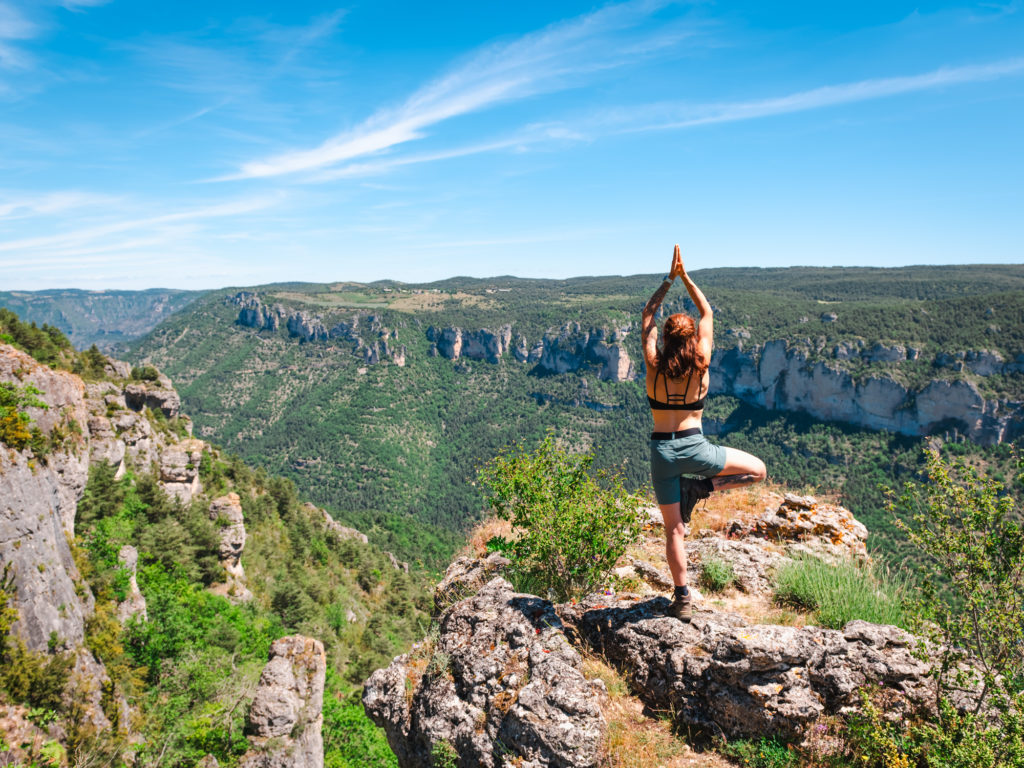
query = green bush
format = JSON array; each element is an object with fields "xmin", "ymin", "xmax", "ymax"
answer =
[
  {"xmin": 698, "ymin": 555, "xmax": 735, "ymax": 593},
  {"xmin": 130, "ymin": 365, "xmax": 161, "ymax": 382},
  {"xmin": 772, "ymin": 555, "xmax": 910, "ymax": 630},
  {"xmin": 479, "ymin": 434, "xmax": 646, "ymax": 602},
  {"xmin": 0, "ymin": 381, "xmax": 46, "ymax": 450},
  {"xmin": 721, "ymin": 735, "xmax": 799, "ymax": 768}
]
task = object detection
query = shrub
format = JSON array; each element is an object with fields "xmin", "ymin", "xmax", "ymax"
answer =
[
  {"xmin": 0, "ymin": 382, "xmax": 46, "ymax": 450},
  {"xmin": 893, "ymin": 451, "xmax": 1024, "ymax": 711},
  {"xmin": 721, "ymin": 735, "xmax": 798, "ymax": 768},
  {"xmin": 772, "ymin": 555, "xmax": 910, "ymax": 630},
  {"xmin": 698, "ymin": 555, "xmax": 735, "ymax": 593},
  {"xmin": 479, "ymin": 434, "xmax": 646, "ymax": 602},
  {"xmin": 130, "ymin": 365, "xmax": 161, "ymax": 382}
]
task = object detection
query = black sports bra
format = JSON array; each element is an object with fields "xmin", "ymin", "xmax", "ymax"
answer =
[{"xmin": 647, "ymin": 367, "xmax": 706, "ymax": 411}]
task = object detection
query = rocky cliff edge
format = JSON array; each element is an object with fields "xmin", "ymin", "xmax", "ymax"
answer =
[{"xmin": 365, "ymin": 492, "xmax": 971, "ymax": 767}]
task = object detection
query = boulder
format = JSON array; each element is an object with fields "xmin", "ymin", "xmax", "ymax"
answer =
[
  {"xmin": 433, "ymin": 552, "xmax": 511, "ymax": 613},
  {"xmin": 240, "ymin": 635, "xmax": 326, "ymax": 768},
  {"xmin": 559, "ymin": 593, "xmax": 942, "ymax": 742},
  {"xmin": 364, "ymin": 578, "xmax": 605, "ymax": 768},
  {"xmin": 735, "ymin": 495, "xmax": 868, "ymax": 561}
]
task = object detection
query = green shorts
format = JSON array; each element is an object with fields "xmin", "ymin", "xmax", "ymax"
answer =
[{"xmin": 650, "ymin": 432, "xmax": 727, "ymax": 505}]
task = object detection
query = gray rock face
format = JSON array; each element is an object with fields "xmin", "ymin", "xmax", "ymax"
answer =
[
  {"xmin": 364, "ymin": 578, "xmax": 605, "ymax": 768},
  {"xmin": 123, "ymin": 381, "xmax": 181, "ymax": 419},
  {"xmin": 320, "ymin": 507, "xmax": 369, "ymax": 544},
  {"xmin": 536, "ymin": 323, "xmax": 636, "ymax": 382},
  {"xmin": 0, "ymin": 345, "xmax": 92, "ymax": 650},
  {"xmin": 208, "ymin": 494, "xmax": 252, "ymax": 603},
  {"xmin": 433, "ymin": 552, "xmax": 511, "ymax": 613},
  {"xmin": 429, "ymin": 325, "xmax": 514, "ymax": 364},
  {"xmin": 711, "ymin": 340, "xmax": 1024, "ymax": 445},
  {"xmin": 240, "ymin": 635, "xmax": 326, "ymax": 768},
  {"xmin": 116, "ymin": 545, "xmax": 147, "ymax": 622},
  {"xmin": 559, "ymin": 594, "xmax": 938, "ymax": 741},
  {"xmin": 158, "ymin": 438, "xmax": 205, "ymax": 503},
  {"xmin": 686, "ymin": 535, "xmax": 785, "ymax": 595},
  {"xmin": 735, "ymin": 494, "xmax": 869, "ymax": 561}
]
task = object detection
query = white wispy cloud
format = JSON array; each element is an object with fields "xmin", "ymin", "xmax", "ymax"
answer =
[
  {"xmin": 0, "ymin": 1, "xmax": 36, "ymax": 73},
  {"xmin": 225, "ymin": 0, "xmax": 686, "ymax": 180},
  {"xmin": 0, "ymin": 190, "xmax": 118, "ymax": 220},
  {"xmin": 59, "ymin": 0, "xmax": 113, "ymax": 11},
  {"xmin": 0, "ymin": 196, "xmax": 279, "ymax": 254},
  {"xmin": 614, "ymin": 57, "xmax": 1024, "ymax": 132}
]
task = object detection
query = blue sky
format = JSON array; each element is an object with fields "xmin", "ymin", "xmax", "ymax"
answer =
[{"xmin": 0, "ymin": 0, "xmax": 1022, "ymax": 290}]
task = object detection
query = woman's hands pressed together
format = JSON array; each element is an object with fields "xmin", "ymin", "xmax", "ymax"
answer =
[{"xmin": 669, "ymin": 244, "xmax": 685, "ymax": 281}]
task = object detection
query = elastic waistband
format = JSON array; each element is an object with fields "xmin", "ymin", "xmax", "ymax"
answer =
[{"xmin": 650, "ymin": 428, "xmax": 702, "ymax": 440}]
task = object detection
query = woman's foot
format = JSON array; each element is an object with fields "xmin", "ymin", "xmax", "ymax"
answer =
[
  {"xmin": 679, "ymin": 477, "xmax": 714, "ymax": 523},
  {"xmin": 668, "ymin": 585, "xmax": 692, "ymax": 622}
]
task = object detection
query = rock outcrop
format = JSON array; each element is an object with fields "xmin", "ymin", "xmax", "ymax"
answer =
[
  {"xmin": 0, "ymin": 345, "xmax": 92, "ymax": 649},
  {"xmin": 208, "ymin": 493, "xmax": 253, "ymax": 603},
  {"xmin": 712, "ymin": 339, "xmax": 1024, "ymax": 445},
  {"xmin": 426, "ymin": 322, "xmax": 636, "ymax": 382},
  {"xmin": 735, "ymin": 493, "xmax": 869, "ymax": 562},
  {"xmin": 231, "ymin": 292, "xmax": 405, "ymax": 365},
  {"xmin": 240, "ymin": 635, "xmax": 326, "ymax": 768},
  {"xmin": 0, "ymin": 343, "xmax": 217, "ymax": 736},
  {"xmin": 364, "ymin": 578, "xmax": 606, "ymax": 768},
  {"xmin": 159, "ymin": 438, "xmax": 205, "ymax": 503},
  {"xmin": 116, "ymin": 545, "xmax": 147, "ymax": 622},
  {"xmin": 559, "ymin": 597, "xmax": 936, "ymax": 741}
]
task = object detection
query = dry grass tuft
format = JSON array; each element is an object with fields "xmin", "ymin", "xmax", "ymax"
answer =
[
  {"xmin": 581, "ymin": 651, "xmax": 734, "ymax": 768},
  {"xmin": 461, "ymin": 516, "xmax": 515, "ymax": 558}
]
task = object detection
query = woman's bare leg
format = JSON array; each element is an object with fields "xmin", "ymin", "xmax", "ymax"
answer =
[
  {"xmin": 712, "ymin": 446, "xmax": 767, "ymax": 491},
  {"xmin": 659, "ymin": 501, "xmax": 688, "ymax": 587}
]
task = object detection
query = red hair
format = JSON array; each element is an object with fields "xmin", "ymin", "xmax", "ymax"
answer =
[{"xmin": 657, "ymin": 314, "xmax": 707, "ymax": 379}]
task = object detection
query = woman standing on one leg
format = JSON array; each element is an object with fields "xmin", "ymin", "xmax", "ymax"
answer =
[{"xmin": 642, "ymin": 245, "xmax": 767, "ymax": 621}]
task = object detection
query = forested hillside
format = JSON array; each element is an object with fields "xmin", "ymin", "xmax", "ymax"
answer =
[
  {"xmin": 0, "ymin": 288, "xmax": 204, "ymax": 351},
  {"xmin": 121, "ymin": 265, "xmax": 1024, "ymax": 570}
]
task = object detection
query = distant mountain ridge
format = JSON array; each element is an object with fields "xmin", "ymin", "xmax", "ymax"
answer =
[{"xmin": 0, "ymin": 288, "xmax": 205, "ymax": 350}]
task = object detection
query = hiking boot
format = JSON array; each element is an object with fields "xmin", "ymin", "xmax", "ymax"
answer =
[
  {"xmin": 679, "ymin": 477, "xmax": 714, "ymax": 524},
  {"xmin": 678, "ymin": 479, "xmax": 697, "ymax": 524},
  {"xmin": 668, "ymin": 592, "xmax": 692, "ymax": 622}
]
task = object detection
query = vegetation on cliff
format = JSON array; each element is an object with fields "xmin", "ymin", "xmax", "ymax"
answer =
[{"xmin": 69, "ymin": 455, "xmax": 427, "ymax": 766}]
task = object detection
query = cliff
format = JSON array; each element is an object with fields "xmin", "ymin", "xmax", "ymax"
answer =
[
  {"xmin": 226, "ymin": 290, "xmax": 1024, "ymax": 444},
  {"xmin": 364, "ymin": 493, "xmax": 976, "ymax": 767}
]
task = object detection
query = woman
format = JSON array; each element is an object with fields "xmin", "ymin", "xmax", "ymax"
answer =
[{"xmin": 642, "ymin": 245, "xmax": 766, "ymax": 621}]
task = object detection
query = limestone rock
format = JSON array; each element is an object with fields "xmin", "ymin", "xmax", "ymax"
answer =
[
  {"xmin": 737, "ymin": 495, "xmax": 869, "ymax": 561},
  {"xmin": 535, "ymin": 323, "xmax": 636, "ymax": 382},
  {"xmin": 559, "ymin": 593, "xmax": 944, "ymax": 742},
  {"xmin": 710, "ymin": 339, "xmax": 1024, "ymax": 445},
  {"xmin": 364, "ymin": 578, "xmax": 605, "ymax": 768},
  {"xmin": 686, "ymin": 536, "xmax": 785, "ymax": 595},
  {"xmin": 208, "ymin": 494, "xmax": 252, "ymax": 603},
  {"xmin": 0, "ymin": 345, "xmax": 93, "ymax": 650},
  {"xmin": 240, "ymin": 635, "xmax": 326, "ymax": 768},
  {"xmin": 433, "ymin": 551, "xmax": 511, "ymax": 613},
  {"xmin": 319, "ymin": 507, "xmax": 369, "ymax": 544},
  {"xmin": 116, "ymin": 545, "xmax": 147, "ymax": 622},
  {"xmin": 159, "ymin": 438, "xmax": 205, "ymax": 503},
  {"xmin": 123, "ymin": 381, "xmax": 181, "ymax": 419},
  {"xmin": 387, "ymin": 551, "xmax": 409, "ymax": 573}
]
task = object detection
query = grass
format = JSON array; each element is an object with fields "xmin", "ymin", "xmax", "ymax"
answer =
[
  {"xmin": 698, "ymin": 556, "xmax": 735, "ymax": 594},
  {"xmin": 581, "ymin": 651, "xmax": 736, "ymax": 768},
  {"xmin": 772, "ymin": 555, "xmax": 911, "ymax": 631}
]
